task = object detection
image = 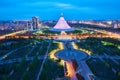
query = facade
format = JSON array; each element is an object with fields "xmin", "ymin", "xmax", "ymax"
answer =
[
  {"xmin": 27, "ymin": 21, "xmax": 33, "ymax": 31},
  {"xmin": 32, "ymin": 16, "xmax": 39, "ymax": 30}
]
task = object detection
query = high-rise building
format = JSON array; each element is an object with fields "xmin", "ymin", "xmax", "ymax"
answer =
[
  {"xmin": 27, "ymin": 21, "xmax": 33, "ymax": 31},
  {"xmin": 32, "ymin": 16, "xmax": 39, "ymax": 30}
]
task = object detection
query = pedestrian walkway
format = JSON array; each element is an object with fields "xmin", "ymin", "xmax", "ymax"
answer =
[{"xmin": 0, "ymin": 56, "xmax": 44, "ymax": 65}]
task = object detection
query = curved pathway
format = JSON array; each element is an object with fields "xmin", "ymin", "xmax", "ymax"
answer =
[
  {"xmin": 55, "ymin": 42, "xmax": 92, "ymax": 80},
  {"xmin": 0, "ymin": 56, "xmax": 44, "ymax": 65},
  {"xmin": 0, "ymin": 44, "xmax": 31, "ymax": 61}
]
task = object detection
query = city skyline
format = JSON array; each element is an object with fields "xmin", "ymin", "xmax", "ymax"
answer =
[
  {"xmin": 0, "ymin": 0, "xmax": 120, "ymax": 20},
  {"xmin": 0, "ymin": 1, "xmax": 120, "ymax": 79}
]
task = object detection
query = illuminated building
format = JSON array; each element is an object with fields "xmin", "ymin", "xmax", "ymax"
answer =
[
  {"xmin": 32, "ymin": 16, "xmax": 39, "ymax": 30},
  {"xmin": 27, "ymin": 21, "xmax": 33, "ymax": 31},
  {"xmin": 50, "ymin": 14, "xmax": 74, "ymax": 32}
]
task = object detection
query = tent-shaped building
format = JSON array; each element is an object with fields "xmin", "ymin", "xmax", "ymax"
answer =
[{"xmin": 50, "ymin": 15, "xmax": 74, "ymax": 32}]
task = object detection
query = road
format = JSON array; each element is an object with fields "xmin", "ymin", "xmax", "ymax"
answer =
[
  {"xmin": 0, "ymin": 30, "xmax": 26, "ymax": 40},
  {"xmin": 60, "ymin": 42, "xmax": 78, "ymax": 80},
  {"xmin": 60, "ymin": 42, "xmax": 93, "ymax": 80},
  {"xmin": 77, "ymin": 61, "xmax": 93, "ymax": 80},
  {"xmin": 66, "ymin": 61, "xmax": 78, "ymax": 80}
]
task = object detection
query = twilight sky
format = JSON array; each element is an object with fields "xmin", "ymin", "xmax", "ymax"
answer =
[{"xmin": 0, "ymin": 0, "xmax": 120, "ymax": 20}]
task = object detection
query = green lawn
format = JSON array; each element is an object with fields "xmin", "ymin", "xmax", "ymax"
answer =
[
  {"xmin": 76, "ymin": 37, "xmax": 120, "ymax": 55},
  {"xmin": 86, "ymin": 58, "xmax": 116, "ymax": 80},
  {"xmin": 40, "ymin": 58, "xmax": 64, "ymax": 80}
]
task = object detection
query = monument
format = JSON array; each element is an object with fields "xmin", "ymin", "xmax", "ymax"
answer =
[{"xmin": 50, "ymin": 14, "xmax": 74, "ymax": 32}]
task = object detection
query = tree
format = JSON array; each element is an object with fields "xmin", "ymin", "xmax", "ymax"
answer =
[
  {"xmin": 22, "ymin": 71, "xmax": 29, "ymax": 80},
  {"xmin": 13, "ymin": 64, "xmax": 19, "ymax": 72},
  {"xmin": 116, "ymin": 71, "xmax": 120, "ymax": 80},
  {"xmin": 20, "ymin": 56, "xmax": 26, "ymax": 66}
]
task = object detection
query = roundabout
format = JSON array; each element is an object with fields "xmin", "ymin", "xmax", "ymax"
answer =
[{"xmin": 55, "ymin": 45, "xmax": 89, "ymax": 61}]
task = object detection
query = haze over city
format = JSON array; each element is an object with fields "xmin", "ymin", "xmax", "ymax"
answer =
[{"xmin": 0, "ymin": 0, "xmax": 120, "ymax": 20}]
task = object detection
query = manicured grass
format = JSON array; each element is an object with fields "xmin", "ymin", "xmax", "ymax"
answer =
[
  {"xmin": 0, "ymin": 50, "xmax": 9, "ymax": 57},
  {"xmin": 86, "ymin": 58, "xmax": 117, "ymax": 80},
  {"xmin": 21, "ymin": 56, "xmax": 43, "ymax": 80},
  {"xmin": 76, "ymin": 37, "xmax": 120, "ymax": 80},
  {"xmin": 27, "ymin": 44, "xmax": 41, "ymax": 57},
  {"xmin": 42, "ymin": 29, "xmax": 61, "ymax": 34},
  {"xmin": 76, "ymin": 37, "xmax": 120, "ymax": 55},
  {"xmin": 48, "ymin": 42, "xmax": 58, "ymax": 53},
  {"xmin": 0, "ymin": 63, "xmax": 16, "ymax": 80},
  {"xmin": 38, "ymin": 41, "xmax": 49, "ymax": 55},
  {"xmin": 40, "ymin": 58, "xmax": 64, "ymax": 80},
  {"xmin": 7, "ymin": 56, "xmax": 43, "ymax": 80},
  {"xmin": 0, "ymin": 38, "xmax": 45, "ymax": 58},
  {"xmin": 3, "ymin": 45, "xmax": 33, "ymax": 60},
  {"xmin": 0, "ymin": 39, "xmax": 49, "ymax": 80},
  {"xmin": 40, "ymin": 42, "xmax": 64, "ymax": 80},
  {"xmin": 41, "ymin": 28, "xmax": 92, "ymax": 34},
  {"xmin": 2, "ymin": 39, "xmax": 47, "ymax": 60},
  {"xmin": 9, "ymin": 62, "xmax": 30, "ymax": 80},
  {"xmin": 0, "ymin": 38, "xmax": 32, "ymax": 50},
  {"xmin": 103, "ymin": 59, "xmax": 120, "ymax": 73}
]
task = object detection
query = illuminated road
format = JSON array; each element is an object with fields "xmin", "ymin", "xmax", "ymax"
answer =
[
  {"xmin": 0, "ymin": 30, "xmax": 26, "ymax": 40},
  {"xmin": 55, "ymin": 42, "xmax": 94, "ymax": 80},
  {"xmin": 62, "ymin": 42, "xmax": 78, "ymax": 80},
  {"xmin": 72, "ymin": 42, "xmax": 94, "ymax": 80},
  {"xmin": 85, "ymin": 28, "xmax": 120, "ymax": 38},
  {"xmin": 52, "ymin": 42, "xmax": 78, "ymax": 80},
  {"xmin": 55, "ymin": 42, "xmax": 79, "ymax": 80},
  {"xmin": 66, "ymin": 61, "xmax": 78, "ymax": 80},
  {"xmin": 67, "ymin": 42, "xmax": 92, "ymax": 80}
]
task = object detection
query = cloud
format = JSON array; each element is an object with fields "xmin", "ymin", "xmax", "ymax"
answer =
[
  {"xmin": 23, "ymin": 2, "xmax": 54, "ymax": 6},
  {"xmin": 24, "ymin": 1, "xmax": 69, "ymax": 7},
  {"xmin": 53, "ymin": 2, "xmax": 98, "ymax": 14},
  {"xmin": 0, "ymin": 0, "xmax": 120, "ymax": 20},
  {"xmin": 23, "ymin": 1, "xmax": 95, "ymax": 11},
  {"xmin": 54, "ymin": 3, "xmax": 74, "ymax": 8}
]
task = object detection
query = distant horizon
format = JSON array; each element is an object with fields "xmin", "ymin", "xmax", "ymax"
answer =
[
  {"xmin": 0, "ymin": 14, "xmax": 120, "ymax": 21},
  {"xmin": 0, "ymin": 15, "xmax": 120, "ymax": 21},
  {"xmin": 0, "ymin": 18, "xmax": 120, "ymax": 21}
]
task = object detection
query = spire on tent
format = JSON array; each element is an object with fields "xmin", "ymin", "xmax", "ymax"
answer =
[{"xmin": 53, "ymin": 15, "xmax": 71, "ymax": 29}]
